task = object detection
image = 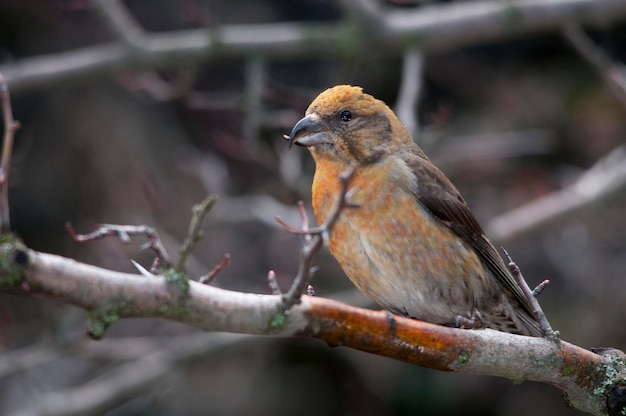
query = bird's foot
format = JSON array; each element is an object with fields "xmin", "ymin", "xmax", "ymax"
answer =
[{"xmin": 455, "ymin": 309, "xmax": 484, "ymax": 330}]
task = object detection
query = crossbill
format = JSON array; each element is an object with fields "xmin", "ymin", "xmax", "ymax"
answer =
[{"xmin": 288, "ymin": 85, "xmax": 541, "ymax": 336}]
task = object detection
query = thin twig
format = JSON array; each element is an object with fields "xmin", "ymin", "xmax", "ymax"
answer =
[
  {"xmin": 198, "ymin": 253, "xmax": 231, "ymax": 284},
  {"xmin": 297, "ymin": 201, "xmax": 311, "ymax": 244},
  {"xmin": 130, "ymin": 259, "xmax": 154, "ymax": 277},
  {"xmin": 274, "ymin": 188, "xmax": 359, "ymax": 236},
  {"xmin": 277, "ymin": 167, "xmax": 357, "ymax": 309},
  {"xmin": 502, "ymin": 248, "xmax": 556, "ymax": 338},
  {"xmin": 66, "ymin": 223, "xmax": 170, "ymax": 265},
  {"xmin": 0, "ymin": 73, "xmax": 20, "ymax": 233},
  {"xmin": 532, "ymin": 279, "xmax": 550, "ymax": 297},
  {"xmin": 176, "ymin": 194, "xmax": 218, "ymax": 273}
]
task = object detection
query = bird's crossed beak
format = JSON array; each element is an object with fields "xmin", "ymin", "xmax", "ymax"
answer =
[{"xmin": 287, "ymin": 113, "xmax": 331, "ymax": 149}]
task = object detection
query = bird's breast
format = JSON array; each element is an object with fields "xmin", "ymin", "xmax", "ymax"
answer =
[{"xmin": 310, "ymin": 157, "xmax": 487, "ymax": 324}]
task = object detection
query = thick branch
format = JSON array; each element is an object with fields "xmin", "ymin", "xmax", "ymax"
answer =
[
  {"xmin": 2, "ymin": 0, "xmax": 626, "ymax": 94},
  {"xmin": 1, "ymin": 246, "xmax": 623, "ymax": 415}
]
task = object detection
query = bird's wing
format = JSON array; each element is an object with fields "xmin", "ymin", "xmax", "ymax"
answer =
[{"xmin": 403, "ymin": 151, "xmax": 540, "ymax": 334}]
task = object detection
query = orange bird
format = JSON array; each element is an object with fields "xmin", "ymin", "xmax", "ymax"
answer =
[{"xmin": 288, "ymin": 85, "xmax": 541, "ymax": 336}]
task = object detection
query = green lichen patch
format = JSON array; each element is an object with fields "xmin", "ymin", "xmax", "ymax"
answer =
[
  {"xmin": 455, "ymin": 349, "xmax": 471, "ymax": 366},
  {"xmin": 268, "ymin": 310, "xmax": 288, "ymax": 330},
  {"xmin": 0, "ymin": 234, "xmax": 30, "ymax": 289},
  {"xmin": 86, "ymin": 305, "xmax": 125, "ymax": 339},
  {"xmin": 164, "ymin": 269, "xmax": 190, "ymax": 297},
  {"xmin": 593, "ymin": 355, "xmax": 626, "ymax": 397}
]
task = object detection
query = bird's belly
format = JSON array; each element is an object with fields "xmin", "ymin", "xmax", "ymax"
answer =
[{"xmin": 324, "ymin": 186, "xmax": 487, "ymax": 325}]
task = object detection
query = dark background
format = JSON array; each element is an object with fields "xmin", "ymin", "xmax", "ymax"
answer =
[{"xmin": 1, "ymin": 1, "xmax": 625, "ymax": 415}]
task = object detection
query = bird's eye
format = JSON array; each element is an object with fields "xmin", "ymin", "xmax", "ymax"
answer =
[{"xmin": 340, "ymin": 110, "xmax": 352, "ymax": 122}]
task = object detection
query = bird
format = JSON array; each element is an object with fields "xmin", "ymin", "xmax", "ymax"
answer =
[{"xmin": 287, "ymin": 85, "xmax": 541, "ymax": 336}]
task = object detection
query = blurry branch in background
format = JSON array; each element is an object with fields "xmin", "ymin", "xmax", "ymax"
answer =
[
  {"xmin": 1, "ymin": 0, "xmax": 626, "ymax": 94},
  {"xmin": 563, "ymin": 22, "xmax": 626, "ymax": 108},
  {"xmin": 487, "ymin": 144, "xmax": 626, "ymax": 243},
  {"xmin": 117, "ymin": 69, "xmax": 198, "ymax": 101},
  {"xmin": 430, "ymin": 129, "xmax": 556, "ymax": 166},
  {"xmin": 11, "ymin": 333, "xmax": 250, "ymax": 416},
  {"xmin": 394, "ymin": 46, "xmax": 423, "ymax": 136},
  {"xmin": 93, "ymin": 0, "xmax": 146, "ymax": 50},
  {"xmin": 242, "ymin": 56, "xmax": 267, "ymax": 144}
]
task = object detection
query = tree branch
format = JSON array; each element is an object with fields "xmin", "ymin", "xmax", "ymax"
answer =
[
  {"xmin": 2, "ymin": 0, "xmax": 626, "ymax": 94},
  {"xmin": 0, "ymin": 244, "xmax": 623, "ymax": 415}
]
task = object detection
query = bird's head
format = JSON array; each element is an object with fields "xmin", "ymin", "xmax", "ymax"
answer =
[{"xmin": 288, "ymin": 85, "xmax": 414, "ymax": 165}]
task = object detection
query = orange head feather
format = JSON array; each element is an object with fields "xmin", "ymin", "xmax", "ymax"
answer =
[{"xmin": 288, "ymin": 85, "xmax": 420, "ymax": 166}]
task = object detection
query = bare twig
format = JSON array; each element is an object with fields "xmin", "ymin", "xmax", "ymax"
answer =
[
  {"xmin": 176, "ymin": 194, "xmax": 218, "ymax": 273},
  {"xmin": 563, "ymin": 22, "xmax": 626, "ymax": 107},
  {"xmin": 267, "ymin": 270, "xmax": 281, "ymax": 295},
  {"xmin": 67, "ymin": 195, "xmax": 221, "ymax": 279},
  {"xmin": 296, "ymin": 201, "xmax": 311, "ymax": 243},
  {"xmin": 277, "ymin": 167, "xmax": 357, "ymax": 308},
  {"xmin": 0, "ymin": 73, "xmax": 20, "ymax": 233},
  {"xmin": 66, "ymin": 223, "xmax": 170, "ymax": 265},
  {"xmin": 502, "ymin": 248, "xmax": 556, "ymax": 338},
  {"xmin": 198, "ymin": 253, "xmax": 231, "ymax": 284}
]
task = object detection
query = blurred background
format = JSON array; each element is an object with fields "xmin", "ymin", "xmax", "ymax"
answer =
[{"xmin": 1, "ymin": 0, "xmax": 626, "ymax": 415}]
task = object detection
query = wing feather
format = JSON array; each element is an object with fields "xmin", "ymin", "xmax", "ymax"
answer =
[{"xmin": 402, "ymin": 150, "xmax": 540, "ymax": 335}]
